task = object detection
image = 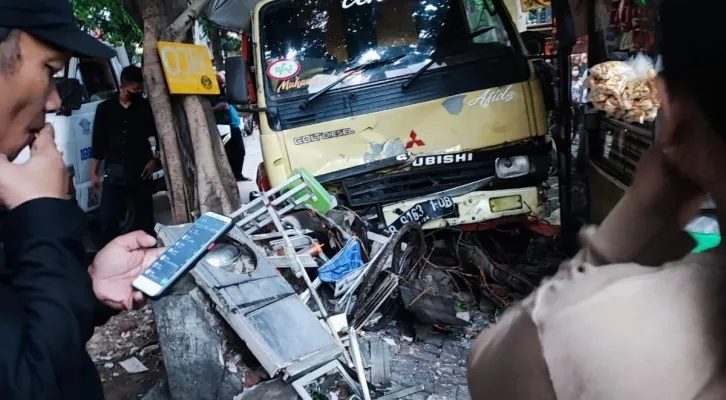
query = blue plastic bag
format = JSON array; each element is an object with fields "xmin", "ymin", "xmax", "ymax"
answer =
[{"xmin": 318, "ymin": 238, "xmax": 364, "ymax": 283}]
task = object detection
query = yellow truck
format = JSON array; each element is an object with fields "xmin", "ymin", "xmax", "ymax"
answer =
[{"xmin": 226, "ymin": 0, "xmax": 551, "ymax": 232}]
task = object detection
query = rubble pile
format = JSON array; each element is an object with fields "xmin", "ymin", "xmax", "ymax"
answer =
[
  {"xmin": 87, "ymin": 305, "xmax": 164, "ymax": 398},
  {"xmin": 148, "ymin": 170, "xmax": 563, "ymax": 400}
]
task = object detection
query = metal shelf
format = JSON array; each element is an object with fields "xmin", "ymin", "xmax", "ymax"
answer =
[{"xmin": 601, "ymin": 116, "xmax": 654, "ymax": 139}]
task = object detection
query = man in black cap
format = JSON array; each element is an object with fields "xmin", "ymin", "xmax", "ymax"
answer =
[{"xmin": 0, "ymin": 1, "xmax": 164, "ymax": 398}]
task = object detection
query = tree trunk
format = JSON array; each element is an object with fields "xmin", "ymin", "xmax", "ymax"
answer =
[
  {"xmin": 127, "ymin": 4, "xmax": 243, "ymax": 398},
  {"xmin": 182, "ymin": 96, "xmax": 240, "ymax": 214},
  {"xmin": 129, "ymin": 0, "xmax": 241, "ymax": 221},
  {"xmin": 165, "ymin": 0, "xmax": 241, "ymax": 214},
  {"xmin": 135, "ymin": 0, "xmax": 190, "ymax": 223},
  {"xmin": 208, "ymin": 27, "xmax": 224, "ymax": 71},
  {"xmin": 165, "ymin": 0, "xmax": 212, "ymax": 42}
]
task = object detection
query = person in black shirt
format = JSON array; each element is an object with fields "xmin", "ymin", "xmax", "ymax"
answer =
[
  {"xmin": 0, "ymin": 1, "xmax": 165, "ymax": 398},
  {"xmin": 210, "ymin": 72, "xmax": 248, "ymax": 181},
  {"xmin": 91, "ymin": 66, "xmax": 160, "ymax": 245}
]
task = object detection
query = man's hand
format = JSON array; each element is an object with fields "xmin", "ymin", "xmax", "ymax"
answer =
[
  {"xmin": 141, "ymin": 159, "xmax": 156, "ymax": 180},
  {"xmin": 90, "ymin": 172, "xmax": 102, "ymax": 195},
  {"xmin": 0, "ymin": 124, "xmax": 67, "ymax": 209},
  {"xmin": 90, "ymin": 231, "xmax": 165, "ymax": 311}
]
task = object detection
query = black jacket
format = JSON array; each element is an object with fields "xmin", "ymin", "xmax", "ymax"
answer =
[
  {"xmin": 91, "ymin": 96, "xmax": 158, "ymax": 180},
  {"xmin": 0, "ymin": 198, "xmax": 116, "ymax": 399}
]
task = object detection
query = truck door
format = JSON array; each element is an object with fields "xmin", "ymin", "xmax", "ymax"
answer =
[{"xmin": 70, "ymin": 57, "xmax": 121, "ymax": 212}]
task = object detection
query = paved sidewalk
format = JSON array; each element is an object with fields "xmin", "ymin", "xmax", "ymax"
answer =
[{"xmin": 356, "ymin": 312, "xmax": 487, "ymax": 400}]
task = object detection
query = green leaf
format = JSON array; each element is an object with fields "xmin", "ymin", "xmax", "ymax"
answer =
[{"xmin": 70, "ymin": 0, "xmax": 142, "ymax": 51}]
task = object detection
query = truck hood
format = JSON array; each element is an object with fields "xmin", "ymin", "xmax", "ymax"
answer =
[{"xmin": 281, "ymin": 82, "xmax": 547, "ymax": 178}]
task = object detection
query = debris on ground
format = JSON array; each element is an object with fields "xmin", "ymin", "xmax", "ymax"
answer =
[
  {"xmin": 87, "ymin": 305, "xmax": 163, "ymax": 399},
  {"xmin": 119, "ymin": 357, "xmax": 150, "ymax": 374},
  {"xmin": 141, "ymin": 168, "xmax": 573, "ymax": 400}
]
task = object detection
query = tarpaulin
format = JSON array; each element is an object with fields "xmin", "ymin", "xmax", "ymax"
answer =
[
  {"xmin": 205, "ymin": 0, "xmax": 258, "ymax": 33},
  {"xmin": 318, "ymin": 238, "xmax": 365, "ymax": 283}
]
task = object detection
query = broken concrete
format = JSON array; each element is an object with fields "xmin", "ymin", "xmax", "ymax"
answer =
[{"xmin": 151, "ymin": 276, "xmax": 226, "ymax": 400}]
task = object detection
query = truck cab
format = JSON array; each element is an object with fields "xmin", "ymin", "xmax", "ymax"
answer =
[
  {"xmin": 233, "ymin": 0, "xmax": 551, "ymax": 232},
  {"xmin": 59, "ymin": 47, "xmax": 133, "ymax": 214}
]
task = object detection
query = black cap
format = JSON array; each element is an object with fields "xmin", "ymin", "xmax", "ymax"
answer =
[{"xmin": 0, "ymin": 0, "xmax": 116, "ymax": 59}]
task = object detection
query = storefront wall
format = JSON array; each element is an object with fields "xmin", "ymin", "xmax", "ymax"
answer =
[{"xmin": 504, "ymin": 0, "xmax": 529, "ymax": 32}]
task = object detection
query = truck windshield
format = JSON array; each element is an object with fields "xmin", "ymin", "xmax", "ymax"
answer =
[{"xmin": 260, "ymin": 0, "xmax": 515, "ymax": 99}]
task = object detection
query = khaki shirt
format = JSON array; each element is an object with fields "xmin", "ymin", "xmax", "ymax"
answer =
[{"xmin": 467, "ymin": 190, "xmax": 726, "ymax": 399}]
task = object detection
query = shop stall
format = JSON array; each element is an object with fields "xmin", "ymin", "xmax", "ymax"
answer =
[
  {"xmin": 583, "ymin": 0, "xmax": 720, "ymax": 251},
  {"xmin": 583, "ymin": 0, "xmax": 660, "ymax": 223}
]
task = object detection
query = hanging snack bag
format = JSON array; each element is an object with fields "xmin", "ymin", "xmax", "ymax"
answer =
[{"xmin": 587, "ymin": 54, "xmax": 660, "ymax": 124}]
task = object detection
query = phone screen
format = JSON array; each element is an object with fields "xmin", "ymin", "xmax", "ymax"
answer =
[{"xmin": 141, "ymin": 215, "xmax": 231, "ymax": 287}]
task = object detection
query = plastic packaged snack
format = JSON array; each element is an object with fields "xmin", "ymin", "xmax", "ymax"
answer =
[{"xmin": 587, "ymin": 54, "xmax": 660, "ymax": 123}]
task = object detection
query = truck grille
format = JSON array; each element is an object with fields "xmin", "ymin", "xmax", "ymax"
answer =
[
  {"xmin": 342, "ymin": 162, "xmax": 495, "ymax": 208},
  {"xmin": 338, "ymin": 140, "xmax": 551, "ymax": 209}
]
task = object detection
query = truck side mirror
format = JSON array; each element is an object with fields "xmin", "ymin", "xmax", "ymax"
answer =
[
  {"xmin": 56, "ymin": 78, "xmax": 83, "ymax": 114},
  {"xmin": 225, "ymin": 56, "xmax": 250, "ymax": 105}
]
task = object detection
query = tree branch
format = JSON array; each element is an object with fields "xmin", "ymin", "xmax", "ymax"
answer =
[
  {"xmin": 165, "ymin": 0, "xmax": 212, "ymax": 42},
  {"xmin": 122, "ymin": 0, "xmax": 143, "ymax": 28}
]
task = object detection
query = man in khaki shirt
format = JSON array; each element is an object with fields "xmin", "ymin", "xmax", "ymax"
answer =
[{"xmin": 467, "ymin": 0, "xmax": 726, "ymax": 398}]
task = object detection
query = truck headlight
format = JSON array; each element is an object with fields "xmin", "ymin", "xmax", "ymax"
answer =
[{"xmin": 495, "ymin": 156, "xmax": 530, "ymax": 179}]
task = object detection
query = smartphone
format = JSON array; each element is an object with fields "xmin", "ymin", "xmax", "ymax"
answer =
[{"xmin": 133, "ymin": 212, "xmax": 234, "ymax": 298}]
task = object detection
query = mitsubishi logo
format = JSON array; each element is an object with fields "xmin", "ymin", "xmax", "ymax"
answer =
[{"xmin": 405, "ymin": 130, "xmax": 425, "ymax": 149}]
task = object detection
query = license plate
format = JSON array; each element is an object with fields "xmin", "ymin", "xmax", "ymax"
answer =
[
  {"xmin": 386, "ymin": 196, "xmax": 455, "ymax": 235},
  {"xmin": 489, "ymin": 195, "xmax": 522, "ymax": 213}
]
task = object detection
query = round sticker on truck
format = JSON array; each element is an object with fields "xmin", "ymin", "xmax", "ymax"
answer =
[{"xmin": 267, "ymin": 59, "xmax": 301, "ymax": 80}]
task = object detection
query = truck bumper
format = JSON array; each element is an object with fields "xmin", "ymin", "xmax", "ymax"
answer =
[{"xmin": 382, "ymin": 186, "xmax": 543, "ymax": 230}]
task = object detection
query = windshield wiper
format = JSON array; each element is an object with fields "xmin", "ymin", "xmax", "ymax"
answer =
[
  {"xmin": 401, "ymin": 27, "xmax": 496, "ymax": 91},
  {"xmin": 299, "ymin": 54, "xmax": 406, "ymax": 110}
]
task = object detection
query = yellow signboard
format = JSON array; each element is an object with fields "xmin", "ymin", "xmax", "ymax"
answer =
[
  {"xmin": 157, "ymin": 41, "xmax": 220, "ymax": 95},
  {"xmin": 521, "ymin": 0, "xmax": 551, "ymax": 11}
]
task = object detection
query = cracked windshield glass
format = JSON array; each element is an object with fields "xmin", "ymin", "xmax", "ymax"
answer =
[{"xmin": 261, "ymin": 0, "xmax": 514, "ymax": 99}]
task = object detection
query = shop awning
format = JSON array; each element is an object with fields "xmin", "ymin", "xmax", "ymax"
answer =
[{"xmin": 205, "ymin": 0, "xmax": 258, "ymax": 33}]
